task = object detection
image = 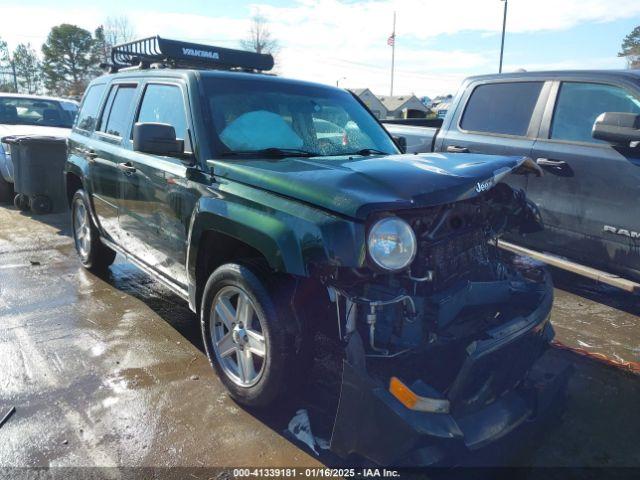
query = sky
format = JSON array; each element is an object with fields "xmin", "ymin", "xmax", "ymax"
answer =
[{"xmin": 1, "ymin": 0, "xmax": 639, "ymax": 98}]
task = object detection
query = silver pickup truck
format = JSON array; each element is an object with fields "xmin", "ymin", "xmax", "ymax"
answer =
[{"xmin": 383, "ymin": 70, "xmax": 640, "ymax": 293}]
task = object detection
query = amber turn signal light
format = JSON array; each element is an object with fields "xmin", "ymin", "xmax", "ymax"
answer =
[{"xmin": 389, "ymin": 376, "xmax": 450, "ymax": 414}]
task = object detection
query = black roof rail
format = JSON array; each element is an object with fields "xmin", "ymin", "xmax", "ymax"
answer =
[{"xmin": 109, "ymin": 36, "xmax": 274, "ymax": 73}]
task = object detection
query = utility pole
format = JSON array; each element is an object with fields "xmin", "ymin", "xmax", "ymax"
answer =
[
  {"xmin": 389, "ymin": 11, "xmax": 396, "ymax": 96},
  {"xmin": 499, "ymin": 0, "xmax": 508, "ymax": 73}
]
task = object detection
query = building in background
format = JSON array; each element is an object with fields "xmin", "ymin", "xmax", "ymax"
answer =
[
  {"xmin": 378, "ymin": 94, "xmax": 430, "ymax": 119},
  {"xmin": 351, "ymin": 89, "xmax": 432, "ymax": 119},
  {"xmin": 429, "ymin": 94, "xmax": 453, "ymax": 108},
  {"xmin": 349, "ymin": 88, "xmax": 387, "ymax": 118},
  {"xmin": 432, "ymin": 101, "xmax": 452, "ymax": 119}
]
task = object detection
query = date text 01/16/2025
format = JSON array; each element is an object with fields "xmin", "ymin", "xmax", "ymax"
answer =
[{"xmin": 233, "ymin": 468, "xmax": 400, "ymax": 478}]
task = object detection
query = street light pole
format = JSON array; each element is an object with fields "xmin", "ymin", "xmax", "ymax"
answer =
[
  {"xmin": 336, "ymin": 77, "xmax": 346, "ymax": 87},
  {"xmin": 499, "ymin": 0, "xmax": 508, "ymax": 73}
]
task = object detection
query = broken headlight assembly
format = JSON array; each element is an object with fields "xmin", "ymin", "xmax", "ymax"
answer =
[{"xmin": 367, "ymin": 216, "xmax": 417, "ymax": 271}]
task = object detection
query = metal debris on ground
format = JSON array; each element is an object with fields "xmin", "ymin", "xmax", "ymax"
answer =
[
  {"xmin": 287, "ymin": 409, "xmax": 330, "ymax": 456},
  {"xmin": 0, "ymin": 406, "xmax": 16, "ymax": 429}
]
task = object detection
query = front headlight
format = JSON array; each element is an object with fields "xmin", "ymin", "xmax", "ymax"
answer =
[{"xmin": 367, "ymin": 217, "xmax": 417, "ymax": 271}]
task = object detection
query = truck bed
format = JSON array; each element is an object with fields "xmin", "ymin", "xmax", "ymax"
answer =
[{"xmin": 382, "ymin": 122, "xmax": 438, "ymax": 154}]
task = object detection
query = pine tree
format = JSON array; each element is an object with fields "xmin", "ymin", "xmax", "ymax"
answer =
[
  {"xmin": 618, "ymin": 26, "xmax": 640, "ymax": 69},
  {"xmin": 41, "ymin": 24, "xmax": 98, "ymax": 97}
]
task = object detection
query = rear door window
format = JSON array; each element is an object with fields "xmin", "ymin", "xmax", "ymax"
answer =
[
  {"xmin": 99, "ymin": 85, "xmax": 137, "ymax": 138},
  {"xmin": 460, "ymin": 82, "xmax": 543, "ymax": 136},
  {"xmin": 136, "ymin": 84, "xmax": 189, "ymax": 147},
  {"xmin": 76, "ymin": 84, "xmax": 106, "ymax": 131},
  {"xmin": 550, "ymin": 82, "xmax": 640, "ymax": 144}
]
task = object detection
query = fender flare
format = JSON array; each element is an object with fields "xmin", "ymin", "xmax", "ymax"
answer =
[
  {"xmin": 185, "ymin": 193, "xmax": 368, "ymax": 310},
  {"xmin": 186, "ymin": 199, "xmax": 311, "ymax": 304},
  {"xmin": 63, "ymin": 161, "xmax": 107, "ymax": 235}
]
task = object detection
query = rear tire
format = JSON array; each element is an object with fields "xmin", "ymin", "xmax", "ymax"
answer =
[
  {"xmin": 71, "ymin": 189, "xmax": 116, "ymax": 272},
  {"xmin": 201, "ymin": 263, "xmax": 308, "ymax": 408},
  {"xmin": 0, "ymin": 176, "xmax": 13, "ymax": 203}
]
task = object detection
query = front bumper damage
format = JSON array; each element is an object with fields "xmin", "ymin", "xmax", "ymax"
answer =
[{"xmin": 328, "ymin": 273, "xmax": 572, "ymax": 466}]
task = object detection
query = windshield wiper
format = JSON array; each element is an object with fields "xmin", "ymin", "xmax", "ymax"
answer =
[
  {"xmin": 344, "ymin": 148, "xmax": 390, "ymax": 156},
  {"xmin": 220, "ymin": 147, "xmax": 316, "ymax": 158}
]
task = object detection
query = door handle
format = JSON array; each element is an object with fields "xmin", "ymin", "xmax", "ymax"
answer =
[
  {"xmin": 85, "ymin": 149, "xmax": 98, "ymax": 162},
  {"xmin": 446, "ymin": 145, "xmax": 469, "ymax": 153},
  {"xmin": 117, "ymin": 162, "xmax": 137, "ymax": 174},
  {"xmin": 536, "ymin": 158, "xmax": 567, "ymax": 168}
]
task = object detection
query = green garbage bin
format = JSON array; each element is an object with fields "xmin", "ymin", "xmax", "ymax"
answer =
[{"xmin": 1, "ymin": 135, "xmax": 67, "ymax": 214}]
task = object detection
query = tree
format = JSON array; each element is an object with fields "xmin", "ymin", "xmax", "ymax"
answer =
[
  {"xmin": 94, "ymin": 16, "xmax": 136, "ymax": 66},
  {"xmin": 0, "ymin": 37, "xmax": 16, "ymax": 93},
  {"xmin": 93, "ymin": 26, "xmax": 110, "ymax": 65},
  {"xmin": 103, "ymin": 16, "xmax": 136, "ymax": 46},
  {"xmin": 13, "ymin": 43, "xmax": 41, "ymax": 94},
  {"xmin": 619, "ymin": 26, "xmax": 640, "ymax": 69},
  {"xmin": 41, "ymin": 24, "xmax": 98, "ymax": 97},
  {"xmin": 240, "ymin": 13, "xmax": 280, "ymax": 68}
]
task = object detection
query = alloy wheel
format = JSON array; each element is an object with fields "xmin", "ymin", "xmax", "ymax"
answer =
[
  {"xmin": 210, "ymin": 285, "xmax": 267, "ymax": 387},
  {"xmin": 73, "ymin": 198, "xmax": 91, "ymax": 260}
]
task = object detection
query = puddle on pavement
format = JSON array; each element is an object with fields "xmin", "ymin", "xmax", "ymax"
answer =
[
  {"xmin": 2, "ymin": 205, "xmax": 640, "ymax": 468},
  {"xmin": 550, "ymin": 267, "xmax": 640, "ymax": 363}
]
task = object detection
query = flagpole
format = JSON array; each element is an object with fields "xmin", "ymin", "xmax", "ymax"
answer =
[
  {"xmin": 499, "ymin": 0, "xmax": 508, "ymax": 73},
  {"xmin": 390, "ymin": 11, "xmax": 396, "ymax": 96}
]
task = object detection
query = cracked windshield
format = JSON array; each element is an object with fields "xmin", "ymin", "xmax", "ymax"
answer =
[{"xmin": 205, "ymin": 77, "xmax": 398, "ymax": 157}]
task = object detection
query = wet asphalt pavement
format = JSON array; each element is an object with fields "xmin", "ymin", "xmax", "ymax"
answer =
[{"xmin": 0, "ymin": 206, "xmax": 639, "ymax": 471}]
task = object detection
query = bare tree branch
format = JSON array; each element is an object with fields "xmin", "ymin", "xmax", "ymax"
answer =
[
  {"xmin": 240, "ymin": 14, "xmax": 280, "ymax": 69},
  {"xmin": 104, "ymin": 16, "xmax": 137, "ymax": 47}
]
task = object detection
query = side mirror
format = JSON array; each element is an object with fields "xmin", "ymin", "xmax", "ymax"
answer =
[
  {"xmin": 393, "ymin": 135, "xmax": 407, "ymax": 154},
  {"xmin": 133, "ymin": 122, "xmax": 184, "ymax": 156},
  {"xmin": 592, "ymin": 112, "xmax": 640, "ymax": 146}
]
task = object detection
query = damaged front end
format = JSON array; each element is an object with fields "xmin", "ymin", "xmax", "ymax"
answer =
[{"xmin": 322, "ymin": 182, "xmax": 570, "ymax": 466}]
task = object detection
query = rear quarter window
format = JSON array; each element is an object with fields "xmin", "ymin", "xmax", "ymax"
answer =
[
  {"xmin": 76, "ymin": 84, "xmax": 106, "ymax": 131},
  {"xmin": 460, "ymin": 81, "xmax": 543, "ymax": 136}
]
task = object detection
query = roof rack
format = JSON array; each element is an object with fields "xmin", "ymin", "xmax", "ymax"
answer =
[{"xmin": 109, "ymin": 36, "xmax": 274, "ymax": 73}]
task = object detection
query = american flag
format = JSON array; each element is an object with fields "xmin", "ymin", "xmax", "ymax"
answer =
[{"xmin": 387, "ymin": 33, "xmax": 395, "ymax": 47}]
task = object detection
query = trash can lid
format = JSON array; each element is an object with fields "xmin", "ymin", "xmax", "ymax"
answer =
[{"xmin": 1, "ymin": 135, "xmax": 67, "ymax": 145}]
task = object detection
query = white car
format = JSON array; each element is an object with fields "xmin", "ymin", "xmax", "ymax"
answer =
[{"xmin": 0, "ymin": 93, "xmax": 78, "ymax": 202}]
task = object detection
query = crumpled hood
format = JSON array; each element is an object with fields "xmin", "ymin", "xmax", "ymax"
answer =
[
  {"xmin": 0, "ymin": 124, "xmax": 70, "ymax": 141},
  {"xmin": 210, "ymin": 152, "xmax": 529, "ymax": 219}
]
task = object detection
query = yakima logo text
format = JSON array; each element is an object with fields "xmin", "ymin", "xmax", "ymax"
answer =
[{"xmin": 182, "ymin": 48, "xmax": 219, "ymax": 60}]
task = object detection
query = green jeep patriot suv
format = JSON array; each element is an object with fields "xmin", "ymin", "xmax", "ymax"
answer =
[{"xmin": 65, "ymin": 37, "xmax": 569, "ymax": 465}]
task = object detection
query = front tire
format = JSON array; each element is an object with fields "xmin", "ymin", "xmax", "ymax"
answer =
[
  {"xmin": 71, "ymin": 189, "xmax": 116, "ymax": 272},
  {"xmin": 201, "ymin": 263, "xmax": 306, "ymax": 408}
]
